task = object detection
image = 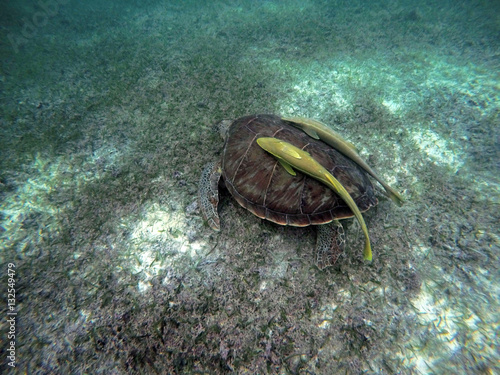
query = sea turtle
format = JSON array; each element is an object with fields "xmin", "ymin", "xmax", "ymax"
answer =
[{"xmin": 198, "ymin": 114, "xmax": 400, "ymax": 268}]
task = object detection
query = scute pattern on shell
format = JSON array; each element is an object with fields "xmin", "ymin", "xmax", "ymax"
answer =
[{"xmin": 221, "ymin": 114, "xmax": 377, "ymax": 227}]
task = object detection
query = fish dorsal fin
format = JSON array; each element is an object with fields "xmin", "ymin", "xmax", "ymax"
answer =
[
  {"xmin": 302, "ymin": 127, "xmax": 320, "ymax": 140},
  {"xmin": 278, "ymin": 159, "xmax": 296, "ymax": 176}
]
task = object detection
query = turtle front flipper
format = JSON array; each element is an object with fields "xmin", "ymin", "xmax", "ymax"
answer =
[
  {"xmin": 316, "ymin": 220, "xmax": 345, "ymax": 269},
  {"xmin": 199, "ymin": 161, "xmax": 222, "ymax": 231}
]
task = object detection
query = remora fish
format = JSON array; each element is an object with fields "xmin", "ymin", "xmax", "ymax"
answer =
[
  {"xmin": 282, "ymin": 116, "xmax": 404, "ymax": 206},
  {"xmin": 256, "ymin": 137, "xmax": 372, "ymax": 261}
]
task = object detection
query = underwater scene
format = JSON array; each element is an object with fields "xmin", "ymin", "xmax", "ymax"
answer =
[{"xmin": 0, "ymin": 0, "xmax": 498, "ymax": 374}]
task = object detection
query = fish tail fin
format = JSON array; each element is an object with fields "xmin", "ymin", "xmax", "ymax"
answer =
[
  {"xmin": 364, "ymin": 240, "xmax": 372, "ymax": 261},
  {"xmin": 387, "ymin": 189, "xmax": 404, "ymax": 207}
]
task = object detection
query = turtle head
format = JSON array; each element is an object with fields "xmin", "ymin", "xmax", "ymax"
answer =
[{"xmin": 214, "ymin": 120, "xmax": 233, "ymax": 140}]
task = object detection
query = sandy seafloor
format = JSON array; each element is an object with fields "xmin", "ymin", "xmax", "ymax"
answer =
[{"xmin": 0, "ymin": 0, "xmax": 498, "ymax": 374}]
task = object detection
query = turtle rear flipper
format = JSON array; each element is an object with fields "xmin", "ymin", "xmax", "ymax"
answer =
[
  {"xmin": 316, "ymin": 220, "xmax": 345, "ymax": 269},
  {"xmin": 199, "ymin": 161, "xmax": 222, "ymax": 231}
]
